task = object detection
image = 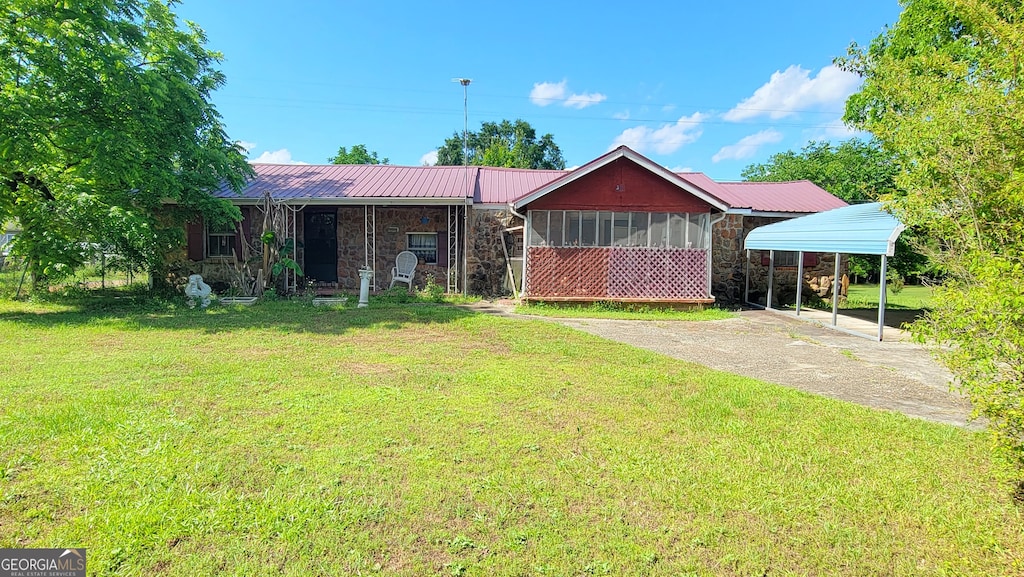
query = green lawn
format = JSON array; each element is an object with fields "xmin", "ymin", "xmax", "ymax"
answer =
[
  {"xmin": 845, "ymin": 283, "xmax": 934, "ymax": 310},
  {"xmin": 1, "ymin": 294, "xmax": 1021, "ymax": 575}
]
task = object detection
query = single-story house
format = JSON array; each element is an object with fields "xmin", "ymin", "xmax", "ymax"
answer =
[{"xmin": 185, "ymin": 146, "xmax": 847, "ymax": 305}]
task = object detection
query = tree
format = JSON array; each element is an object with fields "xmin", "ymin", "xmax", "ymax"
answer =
[
  {"xmin": 840, "ymin": 0, "xmax": 1024, "ymax": 468},
  {"xmin": 0, "ymin": 0, "xmax": 251, "ymax": 288},
  {"xmin": 741, "ymin": 139, "xmax": 897, "ymax": 204},
  {"xmin": 435, "ymin": 119, "xmax": 565, "ymax": 169},
  {"xmin": 741, "ymin": 139, "xmax": 929, "ymax": 281},
  {"xmin": 329, "ymin": 144, "xmax": 388, "ymax": 165}
]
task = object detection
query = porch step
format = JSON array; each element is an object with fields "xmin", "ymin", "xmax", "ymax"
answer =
[
  {"xmin": 312, "ymin": 296, "xmax": 348, "ymax": 306},
  {"xmin": 313, "ymin": 287, "xmax": 348, "ymax": 296}
]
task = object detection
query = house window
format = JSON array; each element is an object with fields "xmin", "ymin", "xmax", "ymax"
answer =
[
  {"xmin": 760, "ymin": 251, "xmax": 818, "ymax": 268},
  {"xmin": 206, "ymin": 223, "xmax": 236, "ymax": 259},
  {"xmin": 408, "ymin": 232, "xmax": 438, "ymax": 264},
  {"xmin": 0, "ymin": 232, "xmax": 15, "ymax": 254},
  {"xmin": 760, "ymin": 251, "xmax": 799, "ymax": 267},
  {"xmin": 528, "ymin": 210, "xmax": 710, "ymax": 249}
]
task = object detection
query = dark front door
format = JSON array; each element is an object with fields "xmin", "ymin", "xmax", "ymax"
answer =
[{"xmin": 303, "ymin": 211, "xmax": 338, "ymax": 282}]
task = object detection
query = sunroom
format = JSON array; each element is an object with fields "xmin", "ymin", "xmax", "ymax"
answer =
[{"xmin": 513, "ymin": 147, "xmax": 726, "ymax": 302}]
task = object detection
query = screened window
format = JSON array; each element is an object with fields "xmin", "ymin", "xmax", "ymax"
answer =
[
  {"xmin": 774, "ymin": 251, "xmax": 798, "ymax": 267},
  {"xmin": 206, "ymin": 223, "xmax": 236, "ymax": 258},
  {"xmin": 649, "ymin": 213, "xmax": 669, "ymax": 247},
  {"xmin": 629, "ymin": 212, "xmax": 649, "ymax": 247},
  {"xmin": 580, "ymin": 211, "xmax": 598, "ymax": 246},
  {"xmin": 530, "ymin": 211, "xmax": 548, "ymax": 246},
  {"xmin": 598, "ymin": 212, "xmax": 613, "ymax": 246},
  {"xmin": 687, "ymin": 213, "xmax": 707, "ymax": 248},
  {"xmin": 407, "ymin": 232, "xmax": 438, "ymax": 264},
  {"xmin": 527, "ymin": 210, "xmax": 710, "ymax": 249},
  {"xmin": 565, "ymin": 211, "xmax": 581, "ymax": 246},
  {"xmin": 548, "ymin": 212, "xmax": 564, "ymax": 247},
  {"xmin": 611, "ymin": 213, "xmax": 629, "ymax": 246},
  {"xmin": 668, "ymin": 213, "xmax": 686, "ymax": 248}
]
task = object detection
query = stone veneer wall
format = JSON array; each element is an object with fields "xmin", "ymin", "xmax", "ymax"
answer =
[
  {"xmin": 711, "ymin": 214, "xmax": 847, "ymax": 307},
  {"xmin": 332, "ymin": 206, "xmax": 457, "ymax": 291},
  {"xmin": 192, "ymin": 205, "xmax": 462, "ymax": 293},
  {"xmin": 466, "ymin": 207, "xmax": 523, "ymax": 296},
  {"xmin": 710, "ymin": 213, "xmax": 747, "ymax": 305},
  {"xmin": 745, "ymin": 251, "xmax": 845, "ymax": 307}
]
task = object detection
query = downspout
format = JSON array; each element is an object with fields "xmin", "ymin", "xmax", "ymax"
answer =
[{"xmin": 510, "ymin": 203, "xmax": 528, "ymax": 299}]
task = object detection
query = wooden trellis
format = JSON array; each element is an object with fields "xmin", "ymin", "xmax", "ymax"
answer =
[{"xmin": 526, "ymin": 247, "xmax": 710, "ymax": 300}]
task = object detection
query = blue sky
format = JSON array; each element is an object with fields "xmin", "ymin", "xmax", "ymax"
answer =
[{"xmin": 175, "ymin": 1, "xmax": 903, "ymax": 180}]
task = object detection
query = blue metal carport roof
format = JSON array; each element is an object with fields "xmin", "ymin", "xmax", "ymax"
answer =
[
  {"xmin": 743, "ymin": 202, "xmax": 905, "ymax": 256},
  {"xmin": 742, "ymin": 202, "xmax": 907, "ymax": 341}
]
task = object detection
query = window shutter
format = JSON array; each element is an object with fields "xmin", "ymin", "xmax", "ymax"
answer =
[
  {"xmin": 233, "ymin": 209, "xmax": 245, "ymax": 261},
  {"xmin": 436, "ymin": 231, "xmax": 446, "ymax": 266},
  {"xmin": 761, "ymin": 251, "xmax": 770, "ymax": 267},
  {"xmin": 187, "ymin": 219, "xmax": 204, "ymax": 261},
  {"xmin": 802, "ymin": 252, "xmax": 819, "ymax": 267}
]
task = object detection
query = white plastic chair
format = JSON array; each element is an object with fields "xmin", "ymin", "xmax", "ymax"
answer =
[{"xmin": 389, "ymin": 250, "xmax": 418, "ymax": 290}]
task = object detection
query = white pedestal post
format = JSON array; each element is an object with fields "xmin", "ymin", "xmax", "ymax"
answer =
[{"xmin": 358, "ymin": 267, "xmax": 373, "ymax": 308}]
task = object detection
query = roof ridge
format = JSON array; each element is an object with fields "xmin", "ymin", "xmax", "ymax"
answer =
[{"xmin": 719, "ymin": 180, "xmax": 815, "ymax": 185}]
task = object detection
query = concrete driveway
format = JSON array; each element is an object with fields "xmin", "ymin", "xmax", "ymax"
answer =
[{"xmin": 468, "ymin": 303, "xmax": 974, "ymax": 428}]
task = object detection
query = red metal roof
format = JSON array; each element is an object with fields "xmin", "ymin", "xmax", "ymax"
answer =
[
  {"xmin": 678, "ymin": 174, "xmax": 848, "ymax": 214},
  {"xmin": 475, "ymin": 167, "xmax": 567, "ymax": 204},
  {"xmin": 214, "ymin": 163, "xmax": 478, "ymax": 201},
  {"xmin": 209, "ymin": 152, "xmax": 845, "ymax": 215}
]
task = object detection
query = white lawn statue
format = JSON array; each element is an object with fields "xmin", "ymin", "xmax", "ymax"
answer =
[{"xmin": 185, "ymin": 274, "xmax": 214, "ymax": 308}]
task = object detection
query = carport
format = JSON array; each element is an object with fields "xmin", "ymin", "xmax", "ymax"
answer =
[{"xmin": 743, "ymin": 202, "xmax": 906, "ymax": 341}]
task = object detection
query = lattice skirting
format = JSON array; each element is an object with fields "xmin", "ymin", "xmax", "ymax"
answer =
[{"xmin": 527, "ymin": 247, "xmax": 709, "ymax": 299}]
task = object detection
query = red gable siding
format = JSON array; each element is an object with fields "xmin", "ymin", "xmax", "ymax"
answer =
[{"xmin": 529, "ymin": 158, "xmax": 714, "ymax": 212}]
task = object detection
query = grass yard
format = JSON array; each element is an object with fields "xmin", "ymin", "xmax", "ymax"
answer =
[
  {"xmin": 0, "ymin": 294, "xmax": 1021, "ymax": 575},
  {"xmin": 845, "ymin": 283, "xmax": 934, "ymax": 310}
]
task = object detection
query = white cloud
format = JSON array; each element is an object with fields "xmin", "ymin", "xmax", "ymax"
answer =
[
  {"xmin": 420, "ymin": 150, "xmax": 438, "ymax": 166},
  {"xmin": 236, "ymin": 140, "xmax": 257, "ymax": 153},
  {"xmin": 564, "ymin": 92, "xmax": 607, "ymax": 109},
  {"xmin": 712, "ymin": 129, "xmax": 784, "ymax": 163},
  {"xmin": 530, "ymin": 80, "xmax": 567, "ymax": 106},
  {"xmin": 723, "ymin": 65, "xmax": 860, "ymax": 122},
  {"xmin": 249, "ymin": 149, "xmax": 309, "ymax": 165},
  {"xmin": 608, "ymin": 112, "xmax": 706, "ymax": 155},
  {"xmin": 662, "ymin": 104, "xmax": 676, "ymax": 113},
  {"xmin": 612, "ymin": 110, "xmax": 631, "ymax": 120},
  {"xmin": 530, "ymin": 80, "xmax": 606, "ymax": 109},
  {"xmin": 669, "ymin": 165, "xmax": 694, "ymax": 173}
]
